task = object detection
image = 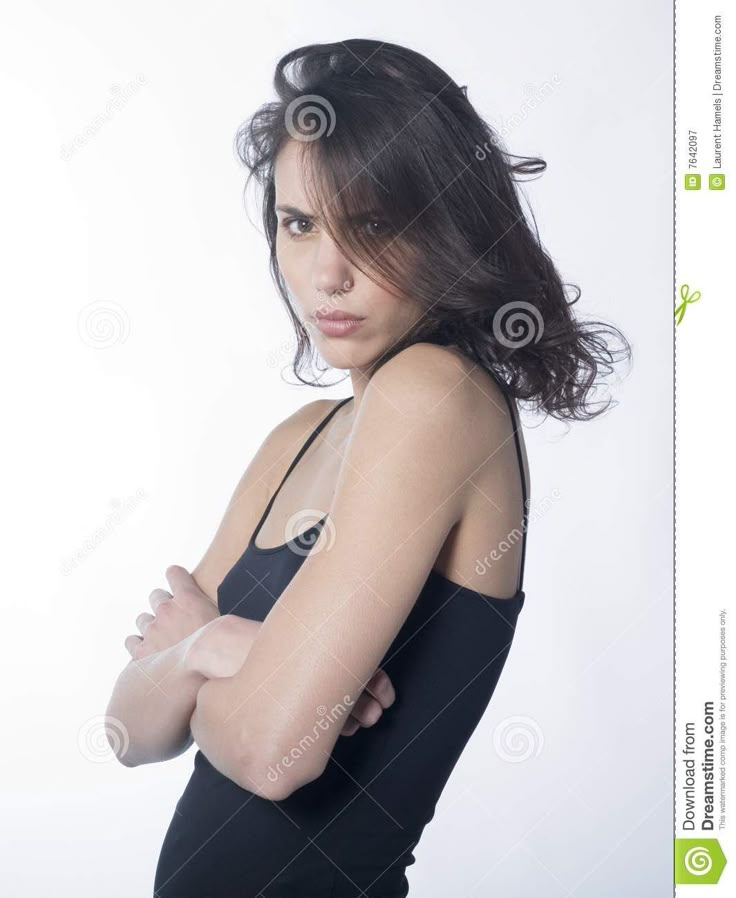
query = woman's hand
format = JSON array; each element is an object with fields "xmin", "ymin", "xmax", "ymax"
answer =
[
  {"xmin": 341, "ymin": 668, "xmax": 396, "ymax": 737},
  {"xmin": 183, "ymin": 614, "xmax": 259, "ymax": 679},
  {"xmin": 124, "ymin": 565, "xmax": 220, "ymax": 661}
]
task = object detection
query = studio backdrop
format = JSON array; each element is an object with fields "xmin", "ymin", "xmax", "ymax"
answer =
[{"xmin": 1, "ymin": 1, "xmax": 671, "ymax": 896}]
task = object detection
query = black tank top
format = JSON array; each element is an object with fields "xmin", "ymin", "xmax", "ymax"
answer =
[{"xmin": 154, "ymin": 392, "xmax": 528, "ymax": 898}]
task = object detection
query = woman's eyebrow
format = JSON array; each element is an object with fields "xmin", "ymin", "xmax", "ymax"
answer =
[
  {"xmin": 275, "ymin": 204, "xmax": 386, "ymax": 227},
  {"xmin": 275, "ymin": 204, "xmax": 313, "ymax": 217}
]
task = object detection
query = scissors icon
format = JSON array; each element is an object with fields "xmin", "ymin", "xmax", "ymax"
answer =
[{"xmin": 675, "ymin": 284, "xmax": 702, "ymax": 326}]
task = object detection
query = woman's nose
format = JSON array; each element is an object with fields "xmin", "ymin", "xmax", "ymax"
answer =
[{"xmin": 311, "ymin": 233, "xmax": 353, "ymax": 297}]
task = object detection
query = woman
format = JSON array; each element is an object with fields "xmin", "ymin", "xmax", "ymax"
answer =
[{"xmin": 107, "ymin": 38, "xmax": 630, "ymax": 897}]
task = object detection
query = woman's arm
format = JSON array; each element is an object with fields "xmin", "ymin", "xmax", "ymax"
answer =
[
  {"xmin": 190, "ymin": 344, "xmax": 493, "ymax": 800},
  {"xmin": 105, "ymin": 566, "xmax": 222, "ymax": 767},
  {"xmin": 106, "ymin": 614, "xmax": 262, "ymax": 767},
  {"xmin": 104, "ymin": 399, "xmax": 337, "ymax": 767},
  {"xmin": 109, "ymin": 611, "xmax": 395, "ymax": 767},
  {"xmin": 105, "ymin": 629, "xmax": 207, "ymax": 767}
]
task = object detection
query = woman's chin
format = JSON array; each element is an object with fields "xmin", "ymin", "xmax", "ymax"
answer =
[
  {"xmin": 316, "ymin": 337, "xmax": 375, "ymax": 371},
  {"xmin": 319, "ymin": 349, "xmax": 363, "ymax": 371}
]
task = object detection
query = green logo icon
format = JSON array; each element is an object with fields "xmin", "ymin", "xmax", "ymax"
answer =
[
  {"xmin": 674, "ymin": 838, "xmax": 727, "ymax": 884},
  {"xmin": 709, "ymin": 173, "xmax": 726, "ymax": 190},
  {"xmin": 675, "ymin": 284, "xmax": 702, "ymax": 326},
  {"xmin": 685, "ymin": 174, "xmax": 701, "ymax": 190}
]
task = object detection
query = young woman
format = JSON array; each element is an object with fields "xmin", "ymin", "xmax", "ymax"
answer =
[{"xmin": 106, "ymin": 38, "xmax": 630, "ymax": 898}]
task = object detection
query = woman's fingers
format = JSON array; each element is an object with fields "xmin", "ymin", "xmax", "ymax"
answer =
[
  {"xmin": 135, "ymin": 612, "xmax": 155, "ymax": 636},
  {"xmin": 148, "ymin": 588, "xmax": 172, "ymax": 613},
  {"xmin": 364, "ymin": 668, "xmax": 396, "ymax": 709},
  {"xmin": 339, "ymin": 669, "xmax": 396, "ymax": 737},
  {"xmin": 341, "ymin": 717, "xmax": 361, "ymax": 737},
  {"xmin": 165, "ymin": 564, "xmax": 197, "ymax": 597},
  {"xmin": 125, "ymin": 634, "xmax": 143, "ymax": 657},
  {"xmin": 349, "ymin": 691, "xmax": 384, "ymax": 727}
]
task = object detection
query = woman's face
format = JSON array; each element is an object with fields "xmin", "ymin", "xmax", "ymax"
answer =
[{"xmin": 273, "ymin": 139, "xmax": 424, "ymax": 372}]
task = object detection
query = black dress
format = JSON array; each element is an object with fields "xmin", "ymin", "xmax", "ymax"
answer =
[{"xmin": 154, "ymin": 393, "xmax": 528, "ymax": 897}]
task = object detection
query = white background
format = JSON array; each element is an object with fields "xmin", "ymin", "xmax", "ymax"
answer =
[{"xmin": 0, "ymin": 1, "xmax": 672, "ymax": 895}]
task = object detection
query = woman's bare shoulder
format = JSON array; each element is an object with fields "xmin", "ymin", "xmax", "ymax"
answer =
[
  {"xmin": 263, "ymin": 397, "xmax": 343, "ymax": 452},
  {"xmin": 226, "ymin": 397, "xmax": 343, "ymax": 495},
  {"xmin": 190, "ymin": 397, "xmax": 343, "ymax": 604}
]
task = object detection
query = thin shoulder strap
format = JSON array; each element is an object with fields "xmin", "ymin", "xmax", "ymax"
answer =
[
  {"xmin": 498, "ymin": 387, "xmax": 529, "ymax": 593},
  {"xmin": 250, "ymin": 396, "xmax": 354, "ymax": 543}
]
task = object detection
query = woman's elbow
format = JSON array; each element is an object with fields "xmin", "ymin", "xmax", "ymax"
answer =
[
  {"xmin": 104, "ymin": 713, "xmax": 192, "ymax": 768},
  {"xmin": 237, "ymin": 737, "xmax": 326, "ymax": 800},
  {"xmin": 105, "ymin": 727, "xmax": 150, "ymax": 768},
  {"xmin": 100, "ymin": 706, "xmax": 136, "ymax": 767},
  {"xmin": 105, "ymin": 725, "xmax": 140, "ymax": 767}
]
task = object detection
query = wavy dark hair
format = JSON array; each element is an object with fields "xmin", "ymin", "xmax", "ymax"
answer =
[{"xmin": 234, "ymin": 38, "xmax": 631, "ymax": 421}]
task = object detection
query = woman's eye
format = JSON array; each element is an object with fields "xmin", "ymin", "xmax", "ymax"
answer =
[
  {"xmin": 281, "ymin": 217, "xmax": 313, "ymax": 237},
  {"xmin": 362, "ymin": 219, "xmax": 389, "ymax": 237},
  {"xmin": 280, "ymin": 216, "xmax": 388, "ymax": 239}
]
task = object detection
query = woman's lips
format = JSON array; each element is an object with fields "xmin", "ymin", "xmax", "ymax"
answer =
[{"xmin": 314, "ymin": 315, "xmax": 365, "ymax": 337}]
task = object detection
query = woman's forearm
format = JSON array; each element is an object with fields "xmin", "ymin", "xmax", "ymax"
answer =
[
  {"xmin": 105, "ymin": 631, "xmax": 207, "ymax": 767},
  {"xmin": 106, "ymin": 615, "xmax": 263, "ymax": 768}
]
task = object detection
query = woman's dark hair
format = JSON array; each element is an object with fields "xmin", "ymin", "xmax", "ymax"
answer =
[{"xmin": 235, "ymin": 38, "xmax": 631, "ymax": 421}]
